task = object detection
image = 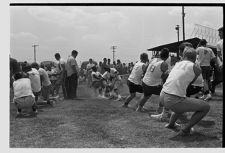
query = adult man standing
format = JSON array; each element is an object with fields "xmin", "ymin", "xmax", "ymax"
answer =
[
  {"xmin": 54, "ymin": 53, "xmax": 67, "ymax": 99},
  {"xmin": 217, "ymin": 27, "xmax": 223, "ymax": 61},
  {"xmin": 65, "ymin": 50, "xmax": 79, "ymax": 99},
  {"xmin": 196, "ymin": 39, "xmax": 216, "ymax": 101},
  {"xmin": 86, "ymin": 58, "xmax": 95, "ymax": 87},
  {"xmin": 101, "ymin": 58, "xmax": 108, "ymax": 74},
  {"xmin": 210, "ymin": 27, "xmax": 223, "ymax": 94}
]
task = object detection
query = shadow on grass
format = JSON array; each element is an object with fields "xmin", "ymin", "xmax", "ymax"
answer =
[
  {"xmin": 197, "ymin": 120, "xmax": 215, "ymax": 128},
  {"xmin": 15, "ymin": 113, "xmax": 37, "ymax": 119},
  {"xmin": 169, "ymin": 131, "xmax": 219, "ymax": 142}
]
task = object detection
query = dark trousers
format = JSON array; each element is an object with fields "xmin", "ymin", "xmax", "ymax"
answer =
[{"xmin": 65, "ymin": 73, "xmax": 78, "ymax": 99}]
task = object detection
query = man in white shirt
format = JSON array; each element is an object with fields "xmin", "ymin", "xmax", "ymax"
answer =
[
  {"xmin": 211, "ymin": 27, "xmax": 223, "ymax": 94},
  {"xmin": 102, "ymin": 67, "xmax": 122, "ymax": 100},
  {"xmin": 13, "ymin": 72, "xmax": 37, "ymax": 115},
  {"xmin": 161, "ymin": 47, "xmax": 210, "ymax": 136},
  {"xmin": 122, "ymin": 53, "xmax": 148, "ymax": 108},
  {"xmin": 196, "ymin": 39, "xmax": 216, "ymax": 101},
  {"xmin": 65, "ymin": 50, "xmax": 79, "ymax": 99},
  {"xmin": 136, "ymin": 48, "xmax": 169, "ymax": 112},
  {"xmin": 54, "ymin": 53, "xmax": 67, "ymax": 98},
  {"xmin": 217, "ymin": 27, "xmax": 223, "ymax": 61},
  {"xmin": 31, "ymin": 63, "xmax": 53, "ymax": 106},
  {"xmin": 86, "ymin": 58, "xmax": 95, "ymax": 87},
  {"xmin": 23, "ymin": 65, "xmax": 41, "ymax": 104}
]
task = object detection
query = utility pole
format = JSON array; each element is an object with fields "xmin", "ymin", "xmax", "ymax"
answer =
[
  {"xmin": 111, "ymin": 46, "xmax": 117, "ymax": 63},
  {"xmin": 175, "ymin": 25, "xmax": 180, "ymax": 42},
  {"xmin": 175, "ymin": 25, "xmax": 180, "ymax": 58},
  {"xmin": 32, "ymin": 44, "xmax": 39, "ymax": 62},
  {"xmin": 182, "ymin": 6, "xmax": 185, "ymax": 41}
]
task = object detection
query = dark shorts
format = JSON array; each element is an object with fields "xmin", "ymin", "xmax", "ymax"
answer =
[
  {"xmin": 127, "ymin": 80, "xmax": 143, "ymax": 93},
  {"xmin": 201, "ymin": 66, "xmax": 211, "ymax": 80},
  {"xmin": 142, "ymin": 81, "xmax": 162, "ymax": 97}
]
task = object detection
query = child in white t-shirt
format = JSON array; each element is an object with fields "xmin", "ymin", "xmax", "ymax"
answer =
[
  {"xmin": 91, "ymin": 66, "xmax": 105, "ymax": 98},
  {"xmin": 102, "ymin": 67, "xmax": 122, "ymax": 100},
  {"xmin": 13, "ymin": 72, "xmax": 37, "ymax": 116}
]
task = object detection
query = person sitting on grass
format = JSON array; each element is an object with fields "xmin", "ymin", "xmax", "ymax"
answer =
[
  {"xmin": 160, "ymin": 47, "xmax": 210, "ymax": 136},
  {"xmin": 91, "ymin": 66, "xmax": 105, "ymax": 98},
  {"xmin": 31, "ymin": 62, "xmax": 54, "ymax": 106},
  {"xmin": 13, "ymin": 72, "xmax": 37, "ymax": 116},
  {"xmin": 122, "ymin": 52, "xmax": 149, "ymax": 108}
]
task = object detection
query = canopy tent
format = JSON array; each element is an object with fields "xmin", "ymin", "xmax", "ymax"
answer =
[{"xmin": 147, "ymin": 37, "xmax": 217, "ymax": 57}]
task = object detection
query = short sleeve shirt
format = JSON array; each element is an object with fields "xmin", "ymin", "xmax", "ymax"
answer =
[
  {"xmin": 217, "ymin": 39, "xmax": 223, "ymax": 60},
  {"xmin": 38, "ymin": 68, "xmax": 51, "ymax": 86},
  {"xmin": 13, "ymin": 78, "xmax": 34, "ymax": 99},
  {"xmin": 27, "ymin": 68, "xmax": 41, "ymax": 92},
  {"xmin": 66, "ymin": 56, "xmax": 79, "ymax": 77},
  {"xmin": 196, "ymin": 46, "xmax": 215, "ymax": 66}
]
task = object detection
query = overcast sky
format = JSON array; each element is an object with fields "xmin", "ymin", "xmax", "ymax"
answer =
[{"xmin": 10, "ymin": 6, "xmax": 223, "ymax": 64}]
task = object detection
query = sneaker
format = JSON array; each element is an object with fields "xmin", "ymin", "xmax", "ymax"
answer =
[
  {"xmin": 47, "ymin": 100, "xmax": 55, "ymax": 106},
  {"xmin": 115, "ymin": 97, "xmax": 122, "ymax": 101},
  {"xmin": 177, "ymin": 128, "xmax": 195, "ymax": 136},
  {"xmin": 204, "ymin": 93, "xmax": 212, "ymax": 101},
  {"xmin": 151, "ymin": 113, "xmax": 169, "ymax": 122},
  {"xmin": 16, "ymin": 111, "xmax": 22, "ymax": 116},
  {"xmin": 54, "ymin": 95, "xmax": 59, "ymax": 99},
  {"xmin": 165, "ymin": 122, "xmax": 181, "ymax": 132},
  {"xmin": 199, "ymin": 95, "xmax": 205, "ymax": 100},
  {"xmin": 136, "ymin": 105, "xmax": 143, "ymax": 112}
]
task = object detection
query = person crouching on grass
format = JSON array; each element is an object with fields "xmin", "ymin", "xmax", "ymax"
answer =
[
  {"xmin": 13, "ymin": 72, "xmax": 37, "ymax": 116},
  {"xmin": 91, "ymin": 66, "xmax": 105, "ymax": 98},
  {"xmin": 160, "ymin": 47, "xmax": 210, "ymax": 136},
  {"xmin": 31, "ymin": 62, "xmax": 54, "ymax": 106},
  {"xmin": 102, "ymin": 66, "xmax": 123, "ymax": 101}
]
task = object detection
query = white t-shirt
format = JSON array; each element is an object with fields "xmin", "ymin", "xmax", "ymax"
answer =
[
  {"xmin": 102, "ymin": 68, "xmax": 118, "ymax": 80},
  {"xmin": 13, "ymin": 78, "xmax": 34, "ymax": 100},
  {"xmin": 143, "ymin": 58, "xmax": 166, "ymax": 86},
  {"xmin": 128, "ymin": 61, "xmax": 144, "ymax": 85},
  {"xmin": 196, "ymin": 46, "xmax": 215, "ymax": 66},
  {"xmin": 91, "ymin": 71, "xmax": 102, "ymax": 82},
  {"xmin": 217, "ymin": 39, "xmax": 223, "ymax": 60},
  {"xmin": 102, "ymin": 71, "xmax": 110, "ymax": 80},
  {"xmin": 66, "ymin": 56, "xmax": 79, "ymax": 77},
  {"xmin": 38, "ymin": 68, "xmax": 51, "ymax": 86},
  {"xmin": 87, "ymin": 63, "xmax": 95, "ymax": 71},
  {"xmin": 162, "ymin": 60, "xmax": 195, "ymax": 97},
  {"xmin": 192, "ymin": 74, "xmax": 204, "ymax": 87},
  {"xmin": 192, "ymin": 61, "xmax": 203, "ymax": 87},
  {"xmin": 55, "ymin": 58, "xmax": 66, "ymax": 72},
  {"xmin": 27, "ymin": 68, "xmax": 41, "ymax": 93},
  {"xmin": 109, "ymin": 68, "xmax": 118, "ymax": 77}
]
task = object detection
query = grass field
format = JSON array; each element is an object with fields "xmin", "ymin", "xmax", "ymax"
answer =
[{"xmin": 10, "ymin": 82, "xmax": 223, "ymax": 148}]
